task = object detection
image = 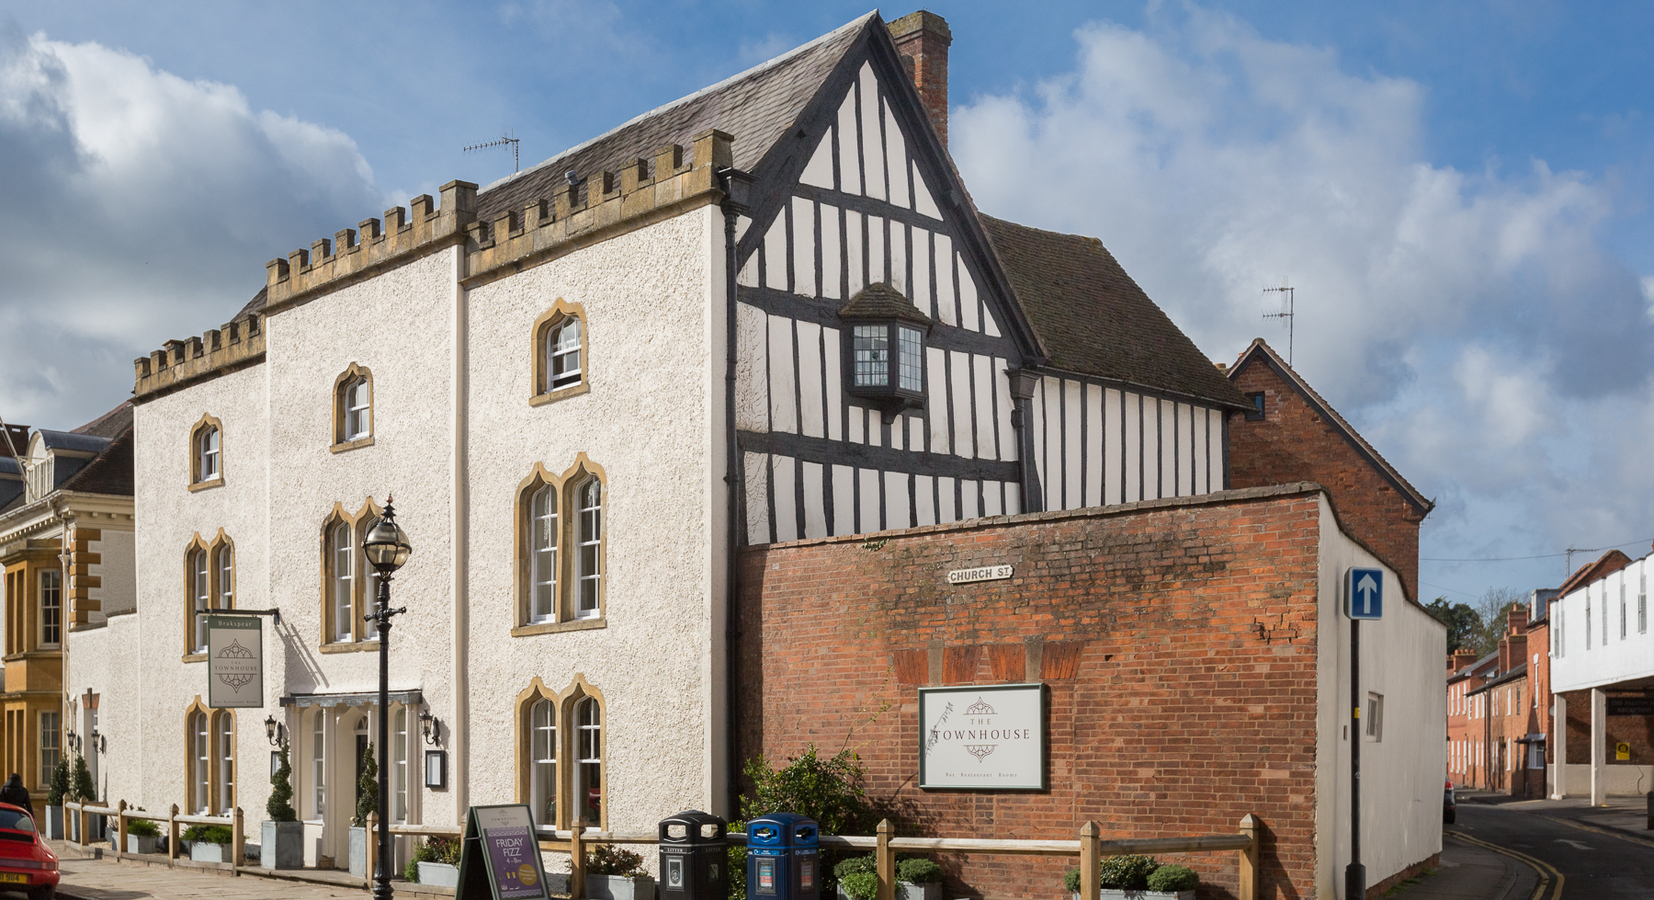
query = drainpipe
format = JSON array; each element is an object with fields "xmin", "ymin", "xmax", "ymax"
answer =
[
  {"xmin": 451, "ymin": 244, "xmax": 471, "ymax": 818},
  {"xmin": 1006, "ymin": 366, "xmax": 1044, "ymax": 514},
  {"xmin": 716, "ymin": 167, "xmax": 753, "ymax": 814}
]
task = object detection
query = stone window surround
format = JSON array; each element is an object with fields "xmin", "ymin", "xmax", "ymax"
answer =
[
  {"xmin": 182, "ymin": 529, "xmax": 235, "ymax": 662},
  {"xmin": 512, "ymin": 455, "xmax": 608, "ymax": 636},
  {"xmin": 530, "ymin": 299, "xmax": 591, "ymax": 407},
  {"xmin": 331, "ymin": 363, "xmax": 376, "ymax": 453},
  {"xmin": 189, "ymin": 413, "xmax": 225, "ymax": 491},
  {"xmin": 184, "ymin": 699, "xmax": 236, "ymax": 816},
  {"xmin": 319, "ymin": 498, "xmax": 384, "ymax": 652},
  {"xmin": 513, "ymin": 675, "xmax": 606, "ymax": 832}
]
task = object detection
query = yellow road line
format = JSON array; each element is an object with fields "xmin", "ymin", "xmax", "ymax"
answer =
[
  {"xmin": 1543, "ymin": 814, "xmax": 1654, "ymax": 849},
  {"xmin": 1448, "ymin": 830, "xmax": 1564, "ymax": 900}
]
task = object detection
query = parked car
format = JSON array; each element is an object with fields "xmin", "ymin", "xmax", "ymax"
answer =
[
  {"xmin": 1443, "ymin": 780, "xmax": 1456, "ymax": 825},
  {"xmin": 0, "ymin": 802, "xmax": 59, "ymax": 900}
]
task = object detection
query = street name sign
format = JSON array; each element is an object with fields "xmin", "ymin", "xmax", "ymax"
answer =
[
  {"xmin": 455, "ymin": 804, "xmax": 551, "ymax": 900},
  {"xmin": 1346, "ymin": 568, "xmax": 1384, "ymax": 620},
  {"xmin": 947, "ymin": 565, "xmax": 1012, "ymax": 585},
  {"xmin": 207, "ymin": 615, "xmax": 262, "ymax": 708}
]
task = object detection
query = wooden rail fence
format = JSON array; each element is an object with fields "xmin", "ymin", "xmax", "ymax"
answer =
[{"xmin": 65, "ymin": 801, "xmax": 1260, "ymax": 900}]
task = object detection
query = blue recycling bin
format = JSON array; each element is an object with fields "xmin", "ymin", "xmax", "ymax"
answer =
[
  {"xmin": 746, "ymin": 814, "xmax": 819, "ymax": 900},
  {"xmin": 660, "ymin": 810, "xmax": 728, "ymax": 900}
]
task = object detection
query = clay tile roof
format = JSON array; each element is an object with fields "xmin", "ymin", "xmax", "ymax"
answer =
[
  {"xmin": 72, "ymin": 400, "xmax": 133, "ymax": 440},
  {"xmin": 1229, "ymin": 338, "xmax": 1434, "ymax": 517},
  {"xmin": 475, "ymin": 13, "xmax": 875, "ymax": 223},
  {"xmin": 977, "ymin": 214, "xmax": 1249, "ymax": 409},
  {"xmin": 838, "ymin": 283, "xmax": 931, "ymax": 324},
  {"xmin": 59, "ymin": 424, "xmax": 133, "ymax": 497}
]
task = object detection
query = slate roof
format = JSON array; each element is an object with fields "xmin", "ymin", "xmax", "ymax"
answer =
[
  {"xmin": 474, "ymin": 13, "xmax": 874, "ymax": 223},
  {"xmin": 1229, "ymin": 338, "xmax": 1434, "ymax": 517},
  {"xmin": 978, "ymin": 215, "xmax": 1249, "ymax": 409},
  {"xmin": 59, "ymin": 426, "xmax": 133, "ymax": 497},
  {"xmin": 71, "ymin": 401, "xmax": 133, "ymax": 440}
]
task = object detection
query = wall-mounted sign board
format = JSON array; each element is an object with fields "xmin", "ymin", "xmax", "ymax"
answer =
[
  {"xmin": 947, "ymin": 565, "xmax": 1012, "ymax": 585},
  {"xmin": 207, "ymin": 615, "xmax": 262, "ymax": 708},
  {"xmin": 918, "ymin": 683, "xmax": 1045, "ymax": 790},
  {"xmin": 455, "ymin": 804, "xmax": 551, "ymax": 900}
]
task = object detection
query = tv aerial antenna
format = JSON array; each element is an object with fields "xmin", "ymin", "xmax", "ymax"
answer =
[
  {"xmin": 464, "ymin": 129, "xmax": 520, "ymax": 174},
  {"xmin": 1263, "ymin": 277, "xmax": 1296, "ymax": 364}
]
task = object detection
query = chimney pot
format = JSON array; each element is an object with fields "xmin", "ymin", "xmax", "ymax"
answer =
[{"xmin": 889, "ymin": 11, "xmax": 952, "ymax": 146}]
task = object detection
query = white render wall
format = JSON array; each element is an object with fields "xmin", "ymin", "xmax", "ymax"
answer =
[
  {"xmin": 1313, "ymin": 496, "xmax": 1445, "ymax": 896},
  {"xmin": 79, "ymin": 203, "xmax": 727, "ymax": 866},
  {"xmin": 463, "ymin": 206, "xmax": 728, "ymax": 831},
  {"xmin": 1551, "ymin": 555, "xmax": 1652, "ymax": 692}
]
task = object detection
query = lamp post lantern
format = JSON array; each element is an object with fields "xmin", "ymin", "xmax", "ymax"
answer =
[{"xmin": 362, "ymin": 497, "xmax": 412, "ymax": 900}]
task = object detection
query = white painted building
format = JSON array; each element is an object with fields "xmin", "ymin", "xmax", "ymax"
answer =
[{"xmin": 1549, "ymin": 550, "xmax": 1654, "ymax": 802}]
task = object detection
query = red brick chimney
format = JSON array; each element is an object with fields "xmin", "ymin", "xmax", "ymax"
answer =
[
  {"xmin": 889, "ymin": 11, "xmax": 952, "ymax": 146},
  {"xmin": 1507, "ymin": 605, "xmax": 1529, "ymax": 636}
]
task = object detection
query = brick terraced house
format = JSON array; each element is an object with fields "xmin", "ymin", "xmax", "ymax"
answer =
[{"xmin": 57, "ymin": 9, "xmax": 1443, "ymax": 898}]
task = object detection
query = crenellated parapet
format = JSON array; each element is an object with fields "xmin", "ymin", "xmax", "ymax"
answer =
[
  {"xmin": 263, "ymin": 180, "xmax": 479, "ymax": 314},
  {"xmin": 133, "ymin": 314, "xmax": 266, "ymax": 402},
  {"xmin": 464, "ymin": 129, "xmax": 733, "ymax": 285}
]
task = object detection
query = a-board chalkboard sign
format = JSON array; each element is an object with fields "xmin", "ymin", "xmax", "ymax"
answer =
[{"xmin": 455, "ymin": 804, "xmax": 552, "ymax": 900}]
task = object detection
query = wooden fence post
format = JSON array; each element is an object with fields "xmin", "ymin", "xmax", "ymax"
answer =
[
  {"xmin": 79, "ymin": 803, "xmax": 88, "ymax": 851},
  {"xmin": 571, "ymin": 827, "xmax": 586, "ymax": 900},
  {"xmin": 233, "ymin": 807, "xmax": 245, "ymax": 869},
  {"xmin": 1080, "ymin": 822, "xmax": 1100, "ymax": 900},
  {"xmin": 1238, "ymin": 814, "xmax": 1258, "ymax": 900},
  {"xmin": 168, "ymin": 804, "xmax": 179, "ymax": 860},
  {"xmin": 366, "ymin": 812, "xmax": 378, "ymax": 886},
  {"xmin": 876, "ymin": 819, "xmax": 895, "ymax": 900},
  {"xmin": 116, "ymin": 800, "xmax": 127, "ymax": 855}
]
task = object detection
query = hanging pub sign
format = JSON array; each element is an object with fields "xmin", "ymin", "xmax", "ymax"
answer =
[
  {"xmin": 206, "ymin": 614, "xmax": 263, "ymax": 708},
  {"xmin": 455, "ymin": 804, "xmax": 552, "ymax": 900},
  {"xmin": 918, "ymin": 683, "xmax": 1046, "ymax": 790}
]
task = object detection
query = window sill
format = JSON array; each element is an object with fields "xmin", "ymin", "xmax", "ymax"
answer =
[
  {"xmin": 188, "ymin": 477, "xmax": 225, "ymax": 493},
  {"xmin": 529, "ymin": 382, "xmax": 590, "ymax": 408},
  {"xmin": 511, "ymin": 617, "xmax": 606, "ymax": 637},
  {"xmin": 330, "ymin": 436, "xmax": 375, "ymax": 454},
  {"xmin": 319, "ymin": 640, "xmax": 381, "ymax": 654},
  {"xmin": 182, "ymin": 652, "xmax": 207, "ymax": 664}
]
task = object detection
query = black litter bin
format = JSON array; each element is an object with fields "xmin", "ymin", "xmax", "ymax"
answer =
[
  {"xmin": 661, "ymin": 810, "xmax": 729, "ymax": 900},
  {"xmin": 747, "ymin": 813, "xmax": 819, "ymax": 900}
]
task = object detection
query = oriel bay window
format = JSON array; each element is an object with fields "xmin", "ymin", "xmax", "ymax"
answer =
[
  {"xmin": 514, "ymin": 458, "xmax": 606, "ymax": 632},
  {"xmin": 321, "ymin": 500, "xmax": 384, "ymax": 648},
  {"xmin": 516, "ymin": 677, "xmax": 605, "ymax": 830},
  {"xmin": 838, "ymin": 283, "xmax": 931, "ymax": 411},
  {"xmin": 184, "ymin": 532, "xmax": 234, "ymax": 658}
]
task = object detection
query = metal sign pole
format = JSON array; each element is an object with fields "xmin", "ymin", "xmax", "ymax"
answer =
[{"xmin": 1346, "ymin": 618, "xmax": 1364, "ymax": 899}]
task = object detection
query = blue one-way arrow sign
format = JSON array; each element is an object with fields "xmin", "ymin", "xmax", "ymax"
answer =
[{"xmin": 1347, "ymin": 568, "xmax": 1384, "ymax": 620}]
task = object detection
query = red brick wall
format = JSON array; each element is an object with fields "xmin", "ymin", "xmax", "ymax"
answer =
[
  {"xmin": 735, "ymin": 486, "xmax": 1328, "ymax": 900},
  {"xmin": 1558, "ymin": 690, "xmax": 1654, "ymax": 765},
  {"xmin": 1228, "ymin": 362, "xmax": 1424, "ymax": 601}
]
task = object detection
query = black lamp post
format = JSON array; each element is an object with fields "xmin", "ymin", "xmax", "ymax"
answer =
[{"xmin": 362, "ymin": 497, "xmax": 412, "ymax": 900}]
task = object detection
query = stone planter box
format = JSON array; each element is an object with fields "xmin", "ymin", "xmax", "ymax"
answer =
[
  {"xmin": 587, "ymin": 873, "xmax": 655, "ymax": 900},
  {"xmin": 126, "ymin": 834, "xmax": 159, "ymax": 854},
  {"xmin": 43, "ymin": 806, "xmax": 62, "ymax": 840},
  {"xmin": 349, "ymin": 826, "xmax": 368, "ymax": 877},
  {"xmin": 262, "ymin": 821, "xmax": 305, "ymax": 869},
  {"xmin": 899, "ymin": 883, "xmax": 942, "ymax": 900},
  {"xmin": 191, "ymin": 841, "xmax": 230, "ymax": 863},
  {"xmin": 419, "ymin": 862, "xmax": 460, "ymax": 888},
  {"xmin": 1074, "ymin": 890, "xmax": 1195, "ymax": 900}
]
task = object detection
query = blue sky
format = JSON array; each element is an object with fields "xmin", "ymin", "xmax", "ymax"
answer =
[{"xmin": 2, "ymin": 1, "xmax": 1651, "ymax": 604}]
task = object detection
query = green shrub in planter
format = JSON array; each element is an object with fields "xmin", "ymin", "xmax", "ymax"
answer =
[
  {"xmin": 840, "ymin": 872, "xmax": 877, "ymax": 900},
  {"xmin": 1099, "ymin": 855, "xmax": 1158, "ymax": 890},
  {"xmin": 896, "ymin": 859, "xmax": 942, "ymax": 884},
  {"xmin": 1063, "ymin": 868, "xmax": 1083, "ymax": 894},
  {"xmin": 405, "ymin": 836, "xmax": 462, "ymax": 882},
  {"xmin": 181, "ymin": 824, "xmax": 234, "ymax": 845},
  {"xmin": 47, "ymin": 759, "xmax": 68, "ymax": 808},
  {"xmin": 569, "ymin": 844, "xmax": 647, "ymax": 877},
  {"xmin": 834, "ymin": 856, "xmax": 876, "ymax": 880},
  {"xmin": 127, "ymin": 818, "xmax": 160, "ymax": 838},
  {"xmin": 1145, "ymin": 865, "xmax": 1198, "ymax": 892}
]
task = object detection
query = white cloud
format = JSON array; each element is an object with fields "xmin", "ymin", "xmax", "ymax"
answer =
[
  {"xmin": 952, "ymin": 5, "xmax": 1654, "ymax": 578},
  {"xmin": 0, "ymin": 24, "xmax": 383, "ymax": 429}
]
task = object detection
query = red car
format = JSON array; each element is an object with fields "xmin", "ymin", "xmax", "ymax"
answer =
[{"xmin": 0, "ymin": 803, "xmax": 57, "ymax": 900}]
